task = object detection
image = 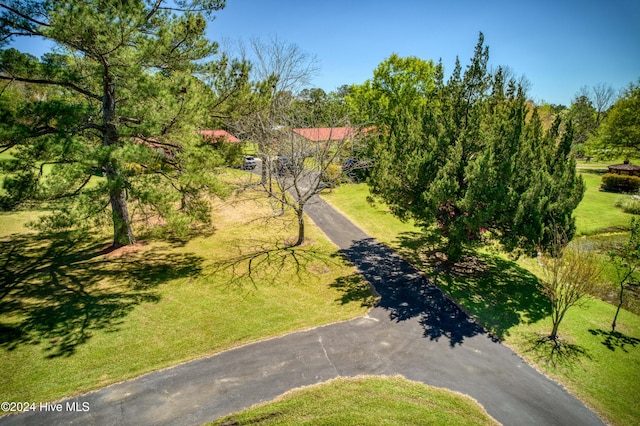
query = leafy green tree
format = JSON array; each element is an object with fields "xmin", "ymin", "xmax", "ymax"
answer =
[
  {"xmin": 567, "ymin": 94, "xmax": 597, "ymax": 146},
  {"xmin": 349, "ymin": 34, "xmax": 584, "ymax": 260},
  {"xmin": 346, "ymin": 53, "xmax": 436, "ymax": 126},
  {"xmin": 294, "ymin": 88, "xmax": 328, "ymax": 124},
  {"xmin": 292, "ymin": 87, "xmax": 349, "ymax": 127},
  {"xmin": 0, "ymin": 0, "xmax": 228, "ymax": 247},
  {"xmin": 596, "ymin": 80, "xmax": 640, "ymax": 159}
]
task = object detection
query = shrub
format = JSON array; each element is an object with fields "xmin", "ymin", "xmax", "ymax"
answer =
[
  {"xmin": 320, "ymin": 163, "xmax": 343, "ymax": 188},
  {"xmin": 601, "ymin": 173, "xmax": 640, "ymax": 193},
  {"xmin": 614, "ymin": 196, "xmax": 640, "ymax": 214}
]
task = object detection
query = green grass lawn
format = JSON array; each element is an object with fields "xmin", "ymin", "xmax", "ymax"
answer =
[
  {"xmin": 0, "ymin": 210, "xmax": 46, "ymax": 237},
  {"xmin": 3, "ymin": 166, "xmax": 639, "ymax": 424},
  {"xmin": 209, "ymin": 376, "xmax": 498, "ymax": 426},
  {"xmin": 322, "ymin": 183, "xmax": 422, "ymax": 245},
  {"xmin": 322, "ymin": 183, "xmax": 640, "ymax": 426},
  {"xmin": 574, "ymin": 172, "xmax": 637, "ymax": 235},
  {"xmin": 0, "ymin": 180, "xmax": 374, "ymax": 405}
]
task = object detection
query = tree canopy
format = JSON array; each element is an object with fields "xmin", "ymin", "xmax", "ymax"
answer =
[
  {"xmin": 595, "ymin": 80, "xmax": 640, "ymax": 159},
  {"xmin": 0, "ymin": 0, "xmax": 231, "ymax": 246},
  {"xmin": 347, "ymin": 34, "xmax": 584, "ymax": 260}
]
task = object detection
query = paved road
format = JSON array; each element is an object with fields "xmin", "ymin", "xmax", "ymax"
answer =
[{"xmin": 2, "ymin": 194, "xmax": 604, "ymax": 426}]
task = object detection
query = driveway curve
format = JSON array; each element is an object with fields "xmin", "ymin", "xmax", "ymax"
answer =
[{"xmin": 1, "ymin": 194, "xmax": 604, "ymax": 426}]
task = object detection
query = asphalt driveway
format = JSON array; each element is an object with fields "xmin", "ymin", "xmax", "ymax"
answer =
[{"xmin": 1, "ymin": 194, "xmax": 604, "ymax": 426}]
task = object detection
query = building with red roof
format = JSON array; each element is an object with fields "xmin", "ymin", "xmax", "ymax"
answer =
[
  {"xmin": 292, "ymin": 127, "xmax": 356, "ymax": 142},
  {"xmin": 199, "ymin": 129, "xmax": 240, "ymax": 143}
]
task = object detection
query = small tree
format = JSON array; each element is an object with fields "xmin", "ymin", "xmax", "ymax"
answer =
[
  {"xmin": 264, "ymin": 125, "xmax": 359, "ymax": 246},
  {"xmin": 539, "ymin": 234, "xmax": 603, "ymax": 341},
  {"xmin": 608, "ymin": 218, "xmax": 640, "ymax": 332}
]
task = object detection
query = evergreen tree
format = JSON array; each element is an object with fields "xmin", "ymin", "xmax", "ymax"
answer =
[
  {"xmin": 350, "ymin": 33, "xmax": 584, "ymax": 260},
  {"xmin": 0, "ymin": 0, "xmax": 227, "ymax": 247}
]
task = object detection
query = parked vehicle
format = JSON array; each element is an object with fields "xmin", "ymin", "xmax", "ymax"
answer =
[
  {"xmin": 275, "ymin": 156, "xmax": 296, "ymax": 175},
  {"xmin": 241, "ymin": 156, "xmax": 257, "ymax": 170}
]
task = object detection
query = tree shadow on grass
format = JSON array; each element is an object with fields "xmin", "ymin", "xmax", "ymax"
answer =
[
  {"xmin": 210, "ymin": 237, "xmax": 342, "ymax": 288},
  {"xmin": 391, "ymin": 231, "xmax": 443, "ymax": 267},
  {"xmin": 525, "ymin": 334, "xmax": 591, "ymax": 369},
  {"xmin": 0, "ymin": 231, "xmax": 203, "ymax": 358},
  {"xmin": 578, "ymin": 167, "xmax": 607, "ymax": 176},
  {"xmin": 390, "ymin": 232, "xmax": 551, "ymax": 341},
  {"xmin": 588, "ymin": 329, "xmax": 640, "ymax": 352},
  {"xmin": 329, "ymin": 273, "xmax": 378, "ymax": 308},
  {"xmin": 211, "ymin": 237, "xmax": 378, "ymax": 309},
  {"xmin": 339, "ymin": 238, "xmax": 485, "ymax": 347}
]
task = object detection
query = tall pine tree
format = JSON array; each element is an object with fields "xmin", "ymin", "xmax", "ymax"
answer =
[{"xmin": 0, "ymin": 0, "xmax": 228, "ymax": 247}]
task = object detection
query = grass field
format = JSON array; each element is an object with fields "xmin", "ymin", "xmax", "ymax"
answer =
[
  {"xmin": 0, "ymin": 177, "xmax": 374, "ymax": 405},
  {"xmin": 0, "ymin": 210, "xmax": 45, "ymax": 237},
  {"xmin": 209, "ymin": 376, "xmax": 498, "ymax": 426},
  {"xmin": 574, "ymin": 172, "xmax": 636, "ymax": 235},
  {"xmin": 322, "ymin": 183, "xmax": 640, "ymax": 426}
]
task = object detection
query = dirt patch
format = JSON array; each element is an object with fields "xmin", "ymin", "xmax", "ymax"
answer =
[
  {"xmin": 103, "ymin": 241, "xmax": 148, "ymax": 259},
  {"xmin": 307, "ymin": 263, "xmax": 331, "ymax": 275}
]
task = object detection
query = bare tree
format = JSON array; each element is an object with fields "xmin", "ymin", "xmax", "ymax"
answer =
[
  {"xmin": 226, "ymin": 36, "xmax": 320, "ymax": 184},
  {"xmin": 539, "ymin": 232, "xmax": 603, "ymax": 341},
  {"xmin": 249, "ymin": 35, "xmax": 320, "ymax": 94},
  {"xmin": 221, "ymin": 37, "xmax": 369, "ymax": 246},
  {"xmin": 264, "ymin": 124, "xmax": 362, "ymax": 246},
  {"xmin": 577, "ymin": 83, "xmax": 617, "ymax": 127},
  {"xmin": 592, "ymin": 83, "xmax": 617, "ymax": 126}
]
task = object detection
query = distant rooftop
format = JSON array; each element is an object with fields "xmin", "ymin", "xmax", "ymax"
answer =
[
  {"xmin": 292, "ymin": 127, "xmax": 374, "ymax": 142},
  {"xmin": 608, "ymin": 160, "xmax": 640, "ymax": 175},
  {"xmin": 199, "ymin": 130, "xmax": 240, "ymax": 143}
]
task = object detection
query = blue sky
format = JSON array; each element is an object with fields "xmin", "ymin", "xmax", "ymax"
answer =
[
  {"xmin": 208, "ymin": 0, "xmax": 639, "ymax": 105},
  {"xmin": 10, "ymin": 0, "xmax": 640, "ymax": 106}
]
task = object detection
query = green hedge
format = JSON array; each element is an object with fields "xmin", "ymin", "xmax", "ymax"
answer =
[{"xmin": 601, "ymin": 173, "xmax": 640, "ymax": 193}]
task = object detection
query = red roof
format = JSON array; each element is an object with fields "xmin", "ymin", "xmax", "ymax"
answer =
[
  {"xmin": 199, "ymin": 130, "xmax": 240, "ymax": 143},
  {"xmin": 292, "ymin": 127, "xmax": 378, "ymax": 142},
  {"xmin": 292, "ymin": 127, "xmax": 357, "ymax": 142}
]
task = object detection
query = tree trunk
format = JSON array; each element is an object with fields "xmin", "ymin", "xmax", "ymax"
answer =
[
  {"xmin": 103, "ymin": 66, "xmax": 135, "ymax": 247},
  {"xmin": 549, "ymin": 321, "xmax": 560, "ymax": 341},
  {"xmin": 261, "ymin": 153, "xmax": 269, "ymax": 186},
  {"xmin": 549, "ymin": 308, "xmax": 566, "ymax": 341},
  {"xmin": 294, "ymin": 207, "xmax": 305, "ymax": 246},
  {"xmin": 110, "ymin": 188, "xmax": 135, "ymax": 247},
  {"xmin": 444, "ymin": 231, "xmax": 465, "ymax": 263},
  {"xmin": 612, "ymin": 283, "xmax": 624, "ymax": 333}
]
